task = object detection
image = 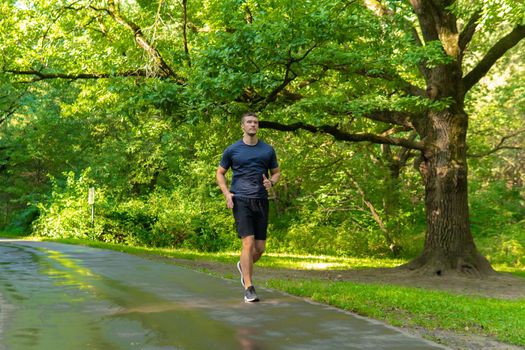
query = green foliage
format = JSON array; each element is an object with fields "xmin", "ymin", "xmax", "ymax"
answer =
[
  {"xmin": 466, "ymin": 176, "xmax": 525, "ymax": 267},
  {"xmin": 32, "ymin": 169, "xmax": 237, "ymax": 251},
  {"xmin": 32, "ymin": 170, "xmax": 98, "ymax": 240},
  {"xmin": 477, "ymin": 221, "xmax": 525, "ymax": 267},
  {"xmin": 404, "ymin": 40, "xmax": 456, "ymax": 68},
  {"xmin": 0, "ymin": 0, "xmax": 523, "ymax": 263},
  {"xmin": 470, "ymin": 181, "xmax": 524, "ymax": 235},
  {"xmin": 466, "ymin": 51, "xmax": 525, "ymax": 265}
]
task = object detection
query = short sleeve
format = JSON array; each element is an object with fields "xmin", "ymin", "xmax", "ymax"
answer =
[
  {"xmin": 219, "ymin": 147, "xmax": 232, "ymax": 169},
  {"xmin": 269, "ymin": 148, "xmax": 279, "ymax": 169}
]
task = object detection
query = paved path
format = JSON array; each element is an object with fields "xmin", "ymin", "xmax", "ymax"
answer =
[{"xmin": 0, "ymin": 240, "xmax": 448, "ymax": 349}]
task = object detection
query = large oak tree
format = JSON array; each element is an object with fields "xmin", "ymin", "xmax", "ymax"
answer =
[
  {"xmin": 197, "ymin": 0, "xmax": 524, "ymax": 276},
  {"xmin": 299, "ymin": 2, "xmax": 519, "ymax": 276}
]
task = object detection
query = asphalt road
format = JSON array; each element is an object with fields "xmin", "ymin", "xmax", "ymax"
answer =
[{"xmin": 0, "ymin": 240, "xmax": 449, "ymax": 350}]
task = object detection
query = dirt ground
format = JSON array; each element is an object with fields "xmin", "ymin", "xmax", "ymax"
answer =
[{"xmin": 157, "ymin": 256, "xmax": 525, "ymax": 350}]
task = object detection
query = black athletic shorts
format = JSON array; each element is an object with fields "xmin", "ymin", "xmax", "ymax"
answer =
[{"xmin": 232, "ymin": 196, "xmax": 269, "ymax": 240}]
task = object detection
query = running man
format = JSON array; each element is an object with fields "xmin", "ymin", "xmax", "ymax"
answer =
[{"xmin": 216, "ymin": 112, "xmax": 281, "ymax": 302}]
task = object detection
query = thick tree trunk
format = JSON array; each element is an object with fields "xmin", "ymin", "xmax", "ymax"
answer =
[
  {"xmin": 404, "ymin": 105, "xmax": 494, "ymax": 276},
  {"xmin": 402, "ymin": 58, "xmax": 495, "ymax": 276}
]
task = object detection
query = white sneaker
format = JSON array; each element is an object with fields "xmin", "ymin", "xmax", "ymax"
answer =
[{"xmin": 237, "ymin": 261, "xmax": 245, "ymax": 288}]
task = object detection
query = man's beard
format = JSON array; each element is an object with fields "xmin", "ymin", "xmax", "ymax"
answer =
[{"xmin": 247, "ymin": 131, "xmax": 257, "ymax": 136}]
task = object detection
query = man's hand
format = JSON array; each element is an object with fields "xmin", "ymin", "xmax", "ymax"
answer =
[
  {"xmin": 263, "ymin": 174, "xmax": 272, "ymax": 191},
  {"xmin": 225, "ymin": 192, "xmax": 234, "ymax": 209}
]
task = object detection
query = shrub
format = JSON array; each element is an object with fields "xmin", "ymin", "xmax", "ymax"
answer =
[
  {"xmin": 478, "ymin": 220, "xmax": 525, "ymax": 267},
  {"xmin": 33, "ymin": 170, "xmax": 237, "ymax": 251},
  {"xmin": 33, "ymin": 170, "xmax": 99, "ymax": 239}
]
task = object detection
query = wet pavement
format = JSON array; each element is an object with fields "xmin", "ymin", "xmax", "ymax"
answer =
[{"xmin": 0, "ymin": 240, "xmax": 449, "ymax": 349}]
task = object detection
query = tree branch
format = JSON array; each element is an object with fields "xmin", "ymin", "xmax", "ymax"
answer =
[
  {"xmin": 261, "ymin": 50, "xmax": 297, "ymax": 105},
  {"xmin": 364, "ymin": 0, "xmax": 429, "ymax": 80},
  {"xmin": 363, "ymin": 110, "xmax": 418, "ymax": 129},
  {"xmin": 247, "ymin": 44, "xmax": 318, "ymax": 107},
  {"xmin": 182, "ymin": 0, "xmax": 191, "ymax": 67},
  {"xmin": 458, "ymin": 10, "xmax": 481, "ymax": 54},
  {"xmin": 463, "ymin": 25, "xmax": 525, "ymax": 93},
  {"xmin": 409, "ymin": 0, "xmax": 440, "ymax": 42},
  {"xmin": 100, "ymin": 1, "xmax": 184, "ymax": 84},
  {"xmin": 5, "ymin": 69, "xmax": 163, "ymax": 81},
  {"xmin": 468, "ymin": 128, "xmax": 525, "ymax": 158},
  {"xmin": 259, "ymin": 120, "xmax": 424, "ymax": 150},
  {"xmin": 356, "ymin": 69, "xmax": 425, "ymax": 96},
  {"xmin": 1, "ymin": 101, "xmax": 19, "ymax": 127},
  {"xmin": 345, "ymin": 169, "xmax": 398, "ymax": 251},
  {"xmin": 323, "ymin": 65, "xmax": 425, "ymax": 96}
]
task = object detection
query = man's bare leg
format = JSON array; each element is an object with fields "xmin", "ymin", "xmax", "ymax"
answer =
[
  {"xmin": 253, "ymin": 239, "xmax": 266, "ymax": 264},
  {"xmin": 240, "ymin": 236, "xmax": 255, "ymax": 287}
]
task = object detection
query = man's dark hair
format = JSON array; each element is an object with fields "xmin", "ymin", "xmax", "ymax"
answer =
[{"xmin": 241, "ymin": 112, "xmax": 258, "ymax": 124}]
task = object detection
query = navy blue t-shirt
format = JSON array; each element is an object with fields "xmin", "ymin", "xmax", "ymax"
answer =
[{"xmin": 220, "ymin": 139, "xmax": 279, "ymax": 199}]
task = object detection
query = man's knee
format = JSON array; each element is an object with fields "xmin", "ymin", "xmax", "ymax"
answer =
[{"xmin": 241, "ymin": 236, "xmax": 255, "ymax": 250}]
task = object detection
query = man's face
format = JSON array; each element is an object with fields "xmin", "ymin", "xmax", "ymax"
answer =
[{"xmin": 241, "ymin": 116, "xmax": 259, "ymax": 136}]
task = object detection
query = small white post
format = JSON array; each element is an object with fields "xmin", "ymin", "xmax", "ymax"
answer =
[{"xmin": 88, "ymin": 187, "xmax": 95, "ymax": 226}]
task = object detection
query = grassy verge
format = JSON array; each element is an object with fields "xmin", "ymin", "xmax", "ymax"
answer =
[
  {"xmin": 0, "ymin": 231, "xmax": 31, "ymax": 239},
  {"xmin": 34, "ymin": 237, "xmax": 407, "ymax": 269},
  {"xmin": 12, "ymin": 236, "xmax": 525, "ymax": 347},
  {"xmin": 266, "ymin": 279, "xmax": 525, "ymax": 346}
]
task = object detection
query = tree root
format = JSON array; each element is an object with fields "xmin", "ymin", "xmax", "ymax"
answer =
[{"xmin": 399, "ymin": 251, "xmax": 496, "ymax": 278}]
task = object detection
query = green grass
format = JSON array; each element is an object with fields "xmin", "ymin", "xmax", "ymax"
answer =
[
  {"xmin": 11, "ymin": 236, "xmax": 525, "ymax": 347},
  {"xmin": 42, "ymin": 237, "xmax": 524, "ymax": 275},
  {"xmin": 33, "ymin": 237, "xmax": 406, "ymax": 270},
  {"xmin": 493, "ymin": 264, "xmax": 525, "ymax": 279},
  {"xmin": 266, "ymin": 279, "xmax": 525, "ymax": 346},
  {"xmin": 0, "ymin": 230, "xmax": 32, "ymax": 238}
]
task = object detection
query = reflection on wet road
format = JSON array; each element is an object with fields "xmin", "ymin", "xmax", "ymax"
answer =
[{"xmin": 0, "ymin": 240, "xmax": 448, "ymax": 349}]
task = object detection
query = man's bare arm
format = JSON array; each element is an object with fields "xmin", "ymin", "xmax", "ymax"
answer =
[
  {"xmin": 263, "ymin": 167, "xmax": 281, "ymax": 190},
  {"xmin": 216, "ymin": 166, "xmax": 234, "ymax": 209},
  {"xmin": 270, "ymin": 167, "xmax": 281, "ymax": 186}
]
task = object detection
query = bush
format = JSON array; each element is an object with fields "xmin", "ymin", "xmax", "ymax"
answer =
[
  {"xmin": 32, "ymin": 170, "xmax": 237, "ymax": 251},
  {"xmin": 470, "ymin": 180, "xmax": 525, "ymax": 237},
  {"xmin": 478, "ymin": 220, "xmax": 525, "ymax": 267},
  {"xmin": 147, "ymin": 189, "xmax": 235, "ymax": 251},
  {"xmin": 32, "ymin": 170, "xmax": 98, "ymax": 240}
]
